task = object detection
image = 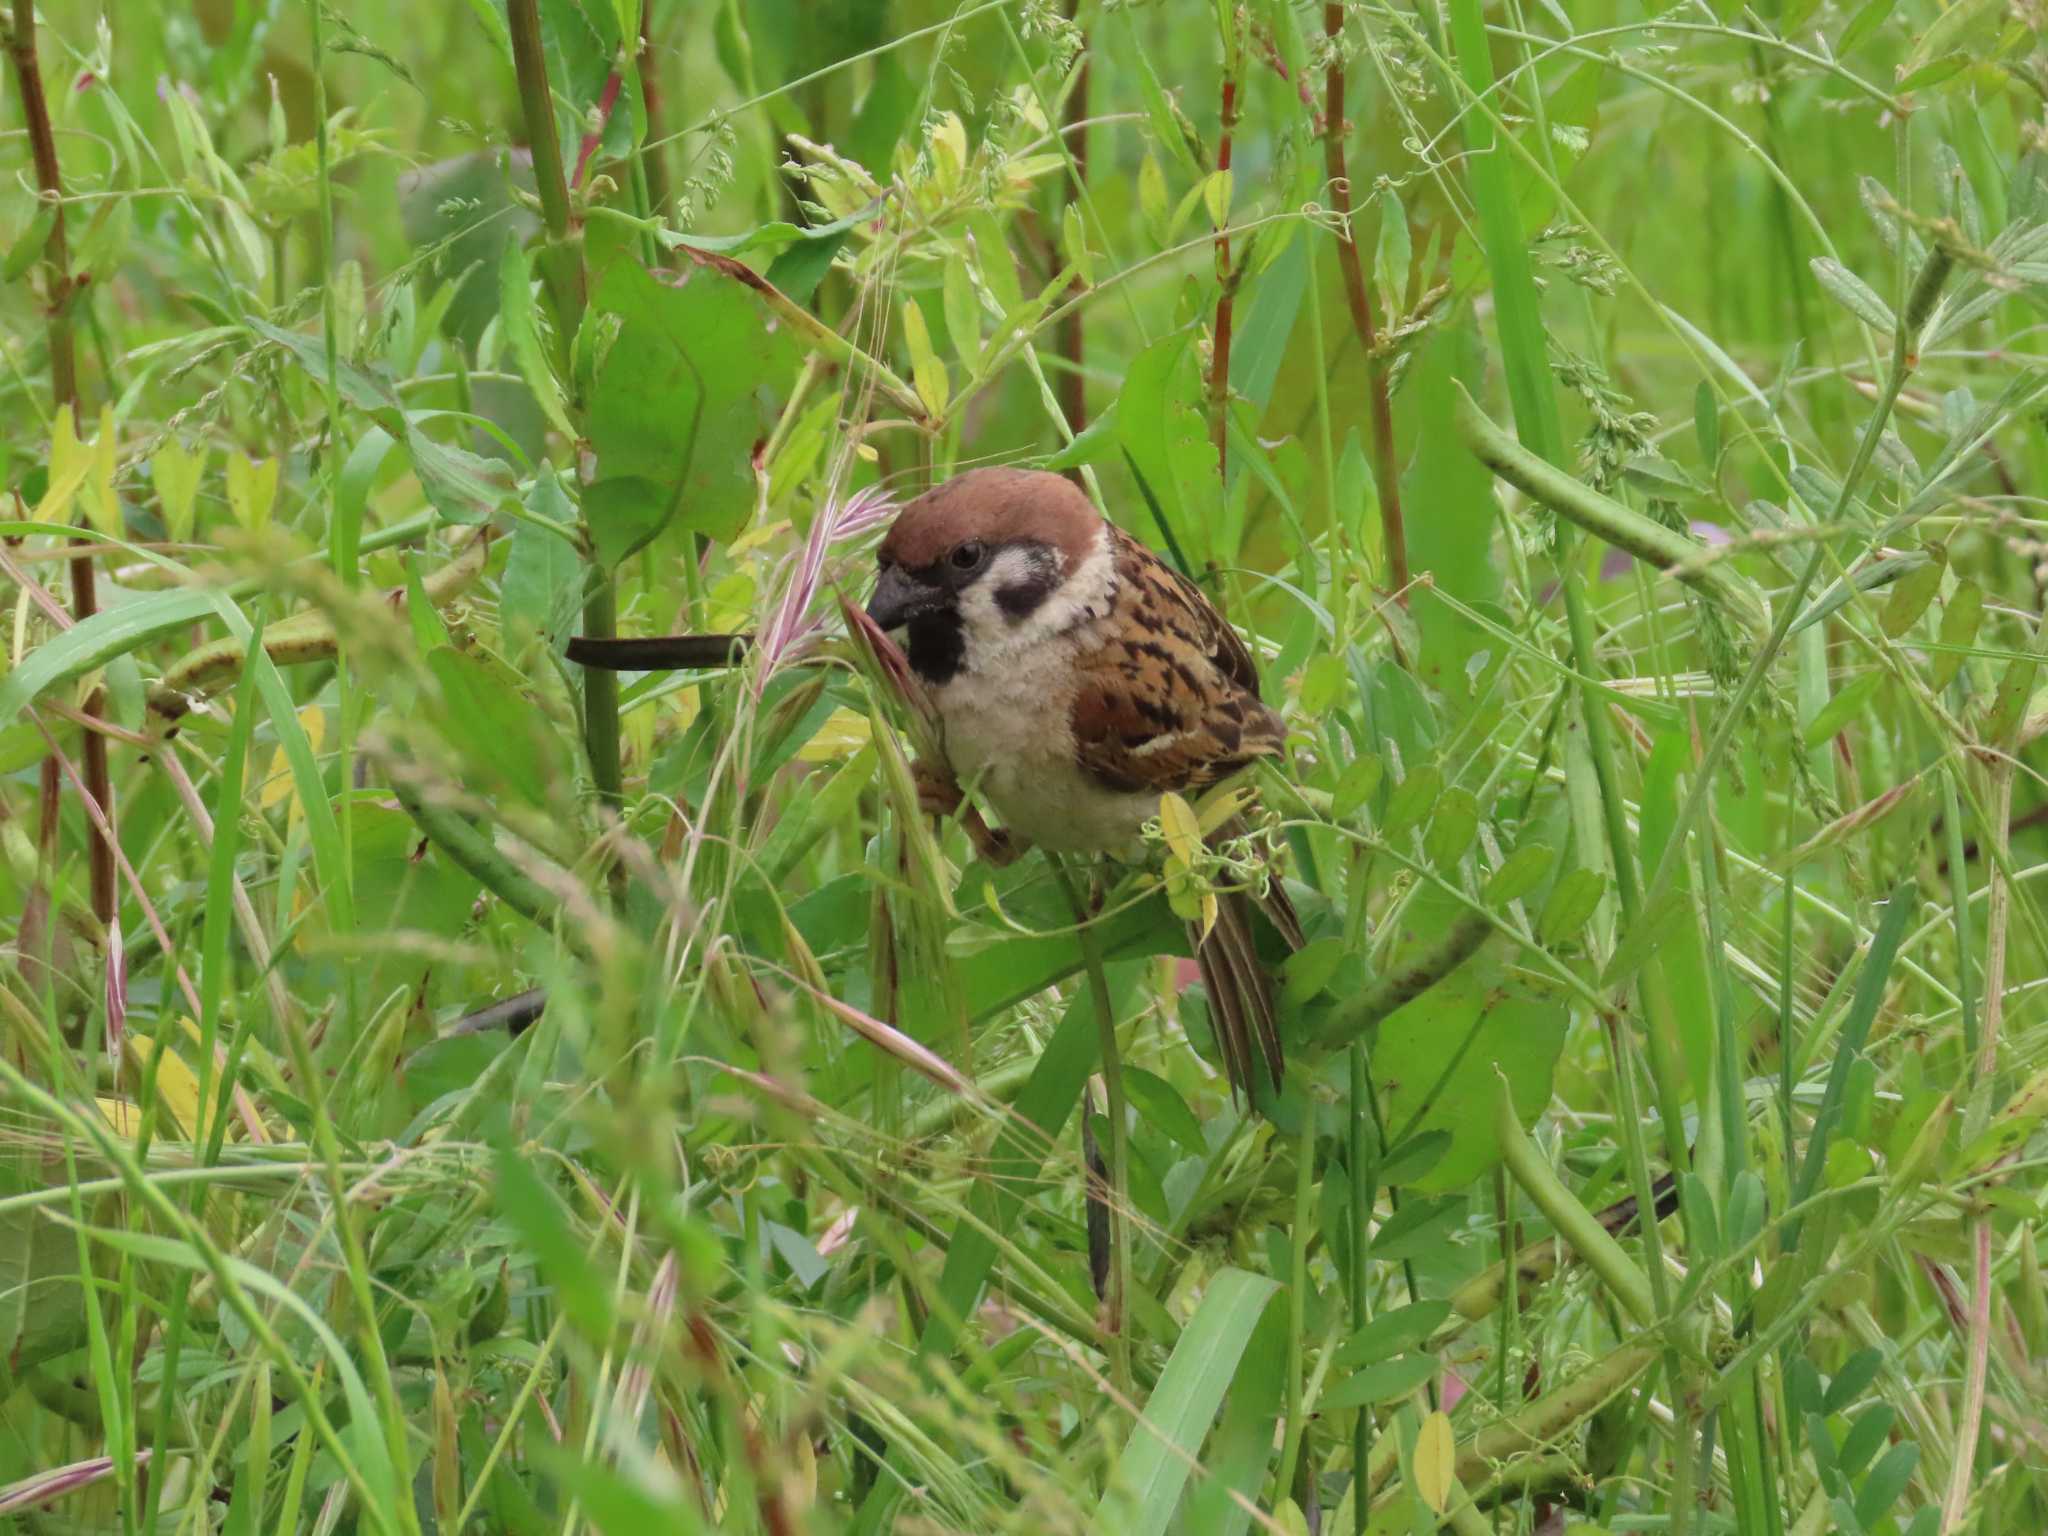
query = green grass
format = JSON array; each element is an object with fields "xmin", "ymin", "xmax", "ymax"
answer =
[{"xmin": 3, "ymin": 1, "xmax": 2047, "ymax": 1533}]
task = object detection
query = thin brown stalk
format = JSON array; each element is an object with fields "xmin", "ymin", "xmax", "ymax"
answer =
[
  {"xmin": 1322, "ymin": 2, "xmax": 1409, "ymax": 600},
  {"xmin": 1056, "ymin": 1, "xmax": 1089, "ymax": 440},
  {"xmin": 1206, "ymin": 28, "xmax": 1242, "ymax": 480},
  {"xmin": 638, "ymin": 1, "xmax": 672, "ymax": 229},
  {"xmin": 8, "ymin": 0, "xmax": 115, "ymax": 926}
]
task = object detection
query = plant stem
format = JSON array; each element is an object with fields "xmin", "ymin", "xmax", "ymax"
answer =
[
  {"xmin": 8, "ymin": 0, "xmax": 114, "ymax": 930},
  {"xmin": 1206, "ymin": 5, "xmax": 1242, "ymax": 485},
  {"xmin": 1942, "ymin": 745, "xmax": 2016, "ymax": 1532},
  {"xmin": 506, "ymin": 0, "xmax": 619, "ymax": 821},
  {"xmin": 1053, "ymin": 854, "xmax": 1132, "ymax": 1397},
  {"xmin": 1322, "ymin": 2, "xmax": 1408, "ymax": 599},
  {"xmin": 505, "ymin": 0, "xmax": 584, "ymax": 335},
  {"xmin": 1056, "ymin": 0, "xmax": 1089, "ymax": 440}
]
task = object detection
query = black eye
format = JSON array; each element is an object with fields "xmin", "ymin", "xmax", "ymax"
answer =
[{"xmin": 950, "ymin": 540, "xmax": 986, "ymax": 571}]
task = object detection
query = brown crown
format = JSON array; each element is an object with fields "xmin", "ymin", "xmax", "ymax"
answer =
[{"xmin": 877, "ymin": 467, "xmax": 1102, "ymax": 573}]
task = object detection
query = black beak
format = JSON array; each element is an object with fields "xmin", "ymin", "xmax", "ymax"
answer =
[{"xmin": 866, "ymin": 565, "xmax": 946, "ymax": 631}]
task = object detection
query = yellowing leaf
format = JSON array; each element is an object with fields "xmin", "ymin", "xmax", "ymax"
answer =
[
  {"xmin": 97, "ymin": 1097, "xmax": 141, "ymax": 1136},
  {"xmin": 798, "ymin": 705, "xmax": 873, "ymax": 762},
  {"xmin": 902, "ymin": 301, "xmax": 949, "ymax": 417},
  {"xmin": 123, "ymin": 1032, "xmax": 204, "ymax": 1141},
  {"xmin": 929, "ymin": 111, "xmax": 968, "ymax": 187},
  {"xmin": 151, "ymin": 438, "xmax": 206, "ymax": 542},
  {"xmin": 226, "ymin": 452, "xmax": 280, "ymax": 530},
  {"xmin": 1414, "ymin": 1409, "xmax": 1457, "ymax": 1513},
  {"xmin": 260, "ymin": 707, "xmax": 326, "ymax": 822},
  {"xmin": 85, "ymin": 404, "xmax": 120, "ymax": 537},
  {"xmin": 35, "ymin": 404, "xmax": 92, "ymax": 525},
  {"xmin": 1157, "ymin": 791, "xmax": 1203, "ymax": 866},
  {"xmin": 1194, "ymin": 783, "xmax": 1252, "ymax": 837},
  {"xmin": 1138, "ymin": 152, "xmax": 1168, "ymax": 232},
  {"xmin": 1202, "ymin": 168, "xmax": 1235, "ymax": 229}
]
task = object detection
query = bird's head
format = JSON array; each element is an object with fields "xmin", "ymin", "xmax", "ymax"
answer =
[{"xmin": 866, "ymin": 469, "xmax": 1107, "ymax": 681}]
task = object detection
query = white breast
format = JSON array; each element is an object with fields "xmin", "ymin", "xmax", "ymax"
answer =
[{"xmin": 930, "ymin": 532, "xmax": 1157, "ymax": 854}]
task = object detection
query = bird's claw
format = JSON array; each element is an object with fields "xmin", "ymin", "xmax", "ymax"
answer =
[
  {"xmin": 912, "ymin": 758, "xmax": 964, "ymax": 820},
  {"xmin": 911, "ymin": 758, "xmax": 1021, "ymax": 866}
]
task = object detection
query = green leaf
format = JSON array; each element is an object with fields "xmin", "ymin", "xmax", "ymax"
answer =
[
  {"xmin": 1803, "ymin": 671, "xmax": 1883, "ymax": 746},
  {"xmin": 1376, "ymin": 187, "xmax": 1411, "ymax": 307},
  {"xmin": 1281, "ymin": 938, "xmax": 1347, "ymax": 1012},
  {"xmin": 1373, "ymin": 957, "xmax": 1567, "ymax": 1192},
  {"xmin": 1932, "ymin": 580, "xmax": 1983, "ymax": 688},
  {"xmin": 1330, "ymin": 1301, "xmax": 1454, "ymax": 1369},
  {"xmin": 428, "ymin": 649, "xmax": 567, "ymax": 808},
  {"xmin": 582, "ymin": 475, "xmax": 672, "ymax": 569},
  {"xmin": 1122, "ymin": 1066, "xmax": 1205, "ymax": 1156},
  {"xmin": 1384, "ymin": 764, "xmax": 1442, "ymax": 839},
  {"xmin": 901, "ymin": 298, "xmax": 949, "ymax": 417},
  {"xmin": 1484, "ymin": 843, "xmax": 1553, "ymax": 905},
  {"xmin": 248, "ymin": 319, "xmax": 515, "ymax": 523},
  {"xmin": 493, "ymin": 1143, "xmax": 615, "ymax": 1343},
  {"xmin": 1693, "ymin": 379, "xmax": 1720, "ymax": 471},
  {"xmin": 1089, "ymin": 1267, "xmax": 1279, "ymax": 1536},
  {"xmin": 503, "ymin": 476, "xmax": 584, "ymax": 651},
  {"xmin": 1538, "ymin": 867, "xmax": 1605, "ymax": 944},
  {"xmin": 3, "ymin": 200, "xmax": 57, "ymax": 281},
  {"xmin": 583, "ymin": 251, "xmax": 799, "ymax": 547},
  {"xmin": 1787, "ymin": 881, "xmax": 1916, "ymax": 1247},
  {"xmin": 1810, "ymin": 258, "xmax": 1896, "ymax": 334},
  {"xmin": 1879, "ymin": 549, "xmax": 1944, "ymax": 636},
  {"xmin": 1425, "ymin": 787, "xmax": 1481, "ymax": 867},
  {"xmin": 499, "ymin": 238, "xmax": 575, "ymax": 440},
  {"xmin": 1330, "ymin": 753, "xmax": 1383, "ymax": 820},
  {"xmin": 1854, "ymin": 1442, "xmax": 1918, "ymax": 1529},
  {"xmin": 1319, "ymin": 1353, "xmax": 1437, "ymax": 1411},
  {"xmin": 1118, "ymin": 330, "xmax": 1221, "ymax": 562},
  {"xmin": 1839, "ymin": 0, "xmax": 1895, "ymax": 52}
]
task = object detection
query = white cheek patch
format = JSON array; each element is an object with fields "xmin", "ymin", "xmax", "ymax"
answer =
[{"xmin": 954, "ymin": 529, "xmax": 1116, "ymax": 674}]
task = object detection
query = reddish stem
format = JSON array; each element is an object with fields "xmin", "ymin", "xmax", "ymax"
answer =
[
  {"xmin": 571, "ymin": 68, "xmax": 624, "ymax": 190},
  {"xmin": 1056, "ymin": 6, "xmax": 1089, "ymax": 443},
  {"xmin": 1206, "ymin": 70, "xmax": 1239, "ymax": 479},
  {"xmin": 1323, "ymin": 3, "xmax": 1410, "ymax": 601},
  {"xmin": 9, "ymin": 0, "xmax": 115, "ymax": 927}
]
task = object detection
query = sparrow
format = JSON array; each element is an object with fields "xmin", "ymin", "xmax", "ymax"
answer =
[{"xmin": 865, "ymin": 466, "xmax": 1302, "ymax": 1096}]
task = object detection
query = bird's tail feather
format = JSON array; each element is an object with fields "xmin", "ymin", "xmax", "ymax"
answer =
[{"xmin": 1190, "ymin": 818, "xmax": 1303, "ymax": 1099}]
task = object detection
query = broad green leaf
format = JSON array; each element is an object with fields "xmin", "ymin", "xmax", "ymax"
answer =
[
  {"xmin": 1090, "ymin": 1267, "xmax": 1279, "ymax": 1536},
  {"xmin": 1372, "ymin": 941, "xmax": 1566, "ymax": 1191},
  {"xmin": 1118, "ymin": 330, "xmax": 1219, "ymax": 562},
  {"xmin": 582, "ymin": 251, "xmax": 799, "ymax": 546}
]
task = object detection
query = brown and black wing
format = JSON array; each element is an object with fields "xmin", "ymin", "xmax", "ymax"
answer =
[
  {"xmin": 1069, "ymin": 531, "xmax": 1298, "ymax": 1098},
  {"xmin": 1067, "ymin": 529, "xmax": 1284, "ymax": 798}
]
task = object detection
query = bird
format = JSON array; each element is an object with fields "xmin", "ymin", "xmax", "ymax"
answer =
[{"xmin": 863, "ymin": 466, "xmax": 1302, "ymax": 1097}]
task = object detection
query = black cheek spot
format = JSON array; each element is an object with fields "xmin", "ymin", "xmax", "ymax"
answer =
[{"xmin": 995, "ymin": 576, "xmax": 1054, "ymax": 621}]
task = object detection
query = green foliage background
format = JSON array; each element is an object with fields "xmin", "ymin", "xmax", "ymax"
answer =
[{"xmin": 3, "ymin": 0, "xmax": 2047, "ymax": 1533}]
